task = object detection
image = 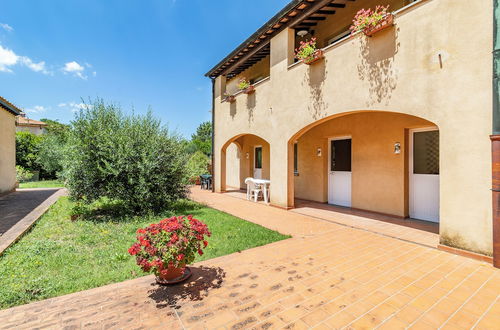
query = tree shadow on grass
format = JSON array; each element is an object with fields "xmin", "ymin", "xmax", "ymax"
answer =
[
  {"xmin": 75, "ymin": 198, "xmax": 206, "ymax": 223},
  {"xmin": 148, "ymin": 266, "xmax": 226, "ymax": 309}
]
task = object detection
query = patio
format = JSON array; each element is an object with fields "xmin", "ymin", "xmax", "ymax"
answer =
[
  {"xmin": 223, "ymin": 188, "xmax": 439, "ymax": 248},
  {"xmin": 0, "ymin": 186, "xmax": 498, "ymax": 329}
]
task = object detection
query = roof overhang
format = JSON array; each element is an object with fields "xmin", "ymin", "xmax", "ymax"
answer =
[
  {"xmin": 0, "ymin": 96, "xmax": 22, "ymax": 116},
  {"xmin": 205, "ymin": 0, "xmax": 352, "ymax": 79}
]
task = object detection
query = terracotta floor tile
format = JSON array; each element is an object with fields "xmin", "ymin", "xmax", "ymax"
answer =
[{"xmin": 299, "ymin": 308, "xmax": 330, "ymax": 327}]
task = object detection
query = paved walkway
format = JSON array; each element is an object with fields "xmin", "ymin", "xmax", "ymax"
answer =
[
  {"xmin": 0, "ymin": 188, "xmax": 66, "ymax": 254},
  {"xmin": 0, "ymin": 187, "xmax": 498, "ymax": 329},
  {"xmin": 223, "ymin": 190, "xmax": 439, "ymax": 248}
]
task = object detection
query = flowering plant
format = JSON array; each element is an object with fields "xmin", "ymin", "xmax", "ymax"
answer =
[
  {"xmin": 128, "ymin": 216, "xmax": 211, "ymax": 277},
  {"xmin": 350, "ymin": 5, "xmax": 390, "ymax": 34},
  {"xmin": 238, "ymin": 78, "xmax": 251, "ymax": 91},
  {"xmin": 295, "ymin": 38, "xmax": 319, "ymax": 62}
]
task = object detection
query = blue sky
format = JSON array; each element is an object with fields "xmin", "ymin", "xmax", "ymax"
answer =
[{"xmin": 0, "ymin": 0, "xmax": 289, "ymax": 137}]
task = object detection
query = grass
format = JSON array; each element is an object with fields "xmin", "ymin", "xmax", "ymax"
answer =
[
  {"xmin": 0, "ymin": 197, "xmax": 289, "ymax": 309},
  {"xmin": 19, "ymin": 180, "xmax": 64, "ymax": 189}
]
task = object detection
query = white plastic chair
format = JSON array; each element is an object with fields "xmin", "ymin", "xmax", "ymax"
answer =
[{"xmin": 244, "ymin": 177, "xmax": 263, "ymax": 202}]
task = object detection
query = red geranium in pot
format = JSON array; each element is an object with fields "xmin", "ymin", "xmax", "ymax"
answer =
[{"xmin": 128, "ymin": 216, "xmax": 211, "ymax": 284}]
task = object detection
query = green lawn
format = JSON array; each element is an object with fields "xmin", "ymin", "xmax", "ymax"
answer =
[
  {"xmin": 19, "ymin": 180, "xmax": 64, "ymax": 189},
  {"xmin": 0, "ymin": 197, "xmax": 289, "ymax": 309}
]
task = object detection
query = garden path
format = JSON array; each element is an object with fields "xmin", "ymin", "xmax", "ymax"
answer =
[{"xmin": 0, "ymin": 188, "xmax": 65, "ymax": 255}]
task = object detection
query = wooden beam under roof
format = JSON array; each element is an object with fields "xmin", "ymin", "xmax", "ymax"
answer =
[
  {"xmin": 326, "ymin": 3, "xmax": 346, "ymax": 8},
  {"xmin": 216, "ymin": 0, "xmax": 349, "ymax": 78},
  {"xmin": 289, "ymin": 0, "xmax": 337, "ymax": 28}
]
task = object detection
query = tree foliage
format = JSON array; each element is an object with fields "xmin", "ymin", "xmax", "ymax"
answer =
[
  {"xmin": 186, "ymin": 151, "xmax": 210, "ymax": 181},
  {"xmin": 189, "ymin": 121, "xmax": 212, "ymax": 156},
  {"xmin": 15, "ymin": 131, "xmax": 43, "ymax": 171},
  {"xmin": 65, "ymin": 99, "xmax": 188, "ymax": 214}
]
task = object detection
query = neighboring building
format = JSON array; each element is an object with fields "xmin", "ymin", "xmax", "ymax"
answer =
[
  {"xmin": 0, "ymin": 96, "xmax": 21, "ymax": 195},
  {"xmin": 207, "ymin": 0, "xmax": 499, "ymax": 265},
  {"xmin": 16, "ymin": 113, "xmax": 48, "ymax": 135}
]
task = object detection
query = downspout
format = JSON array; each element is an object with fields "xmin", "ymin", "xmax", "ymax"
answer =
[
  {"xmin": 491, "ymin": 0, "xmax": 500, "ymax": 268},
  {"xmin": 211, "ymin": 78, "xmax": 216, "ymax": 193}
]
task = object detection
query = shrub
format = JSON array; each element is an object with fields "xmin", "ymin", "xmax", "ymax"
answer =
[
  {"xmin": 186, "ymin": 151, "xmax": 210, "ymax": 183},
  {"xmin": 16, "ymin": 166, "xmax": 34, "ymax": 183},
  {"xmin": 15, "ymin": 131, "xmax": 43, "ymax": 172},
  {"xmin": 128, "ymin": 216, "xmax": 211, "ymax": 276},
  {"xmin": 38, "ymin": 133, "xmax": 68, "ymax": 179},
  {"xmin": 64, "ymin": 99, "xmax": 188, "ymax": 214}
]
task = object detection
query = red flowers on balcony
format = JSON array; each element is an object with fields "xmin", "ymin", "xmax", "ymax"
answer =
[
  {"xmin": 295, "ymin": 38, "xmax": 324, "ymax": 65},
  {"xmin": 350, "ymin": 5, "xmax": 394, "ymax": 37}
]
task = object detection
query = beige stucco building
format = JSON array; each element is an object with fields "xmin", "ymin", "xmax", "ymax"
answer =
[
  {"xmin": 0, "ymin": 97, "xmax": 21, "ymax": 195},
  {"xmin": 207, "ymin": 0, "xmax": 496, "ymax": 260}
]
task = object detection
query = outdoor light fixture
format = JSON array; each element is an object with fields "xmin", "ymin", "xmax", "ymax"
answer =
[
  {"xmin": 394, "ymin": 142, "xmax": 401, "ymax": 154},
  {"xmin": 297, "ymin": 30, "xmax": 309, "ymax": 38},
  {"xmin": 317, "ymin": 147, "xmax": 322, "ymax": 157},
  {"xmin": 246, "ymin": 152, "xmax": 249, "ymax": 159}
]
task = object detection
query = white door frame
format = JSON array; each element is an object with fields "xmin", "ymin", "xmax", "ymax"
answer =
[
  {"xmin": 327, "ymin": 136, "xmax": 352, "ymax": 207},
  {"xmin": 409, "ymin": 127, "xmax": 440, "ymax": 222},
  {"xmin": 253, "ymin": 145, "xmax": 263, "ymax": 179}
]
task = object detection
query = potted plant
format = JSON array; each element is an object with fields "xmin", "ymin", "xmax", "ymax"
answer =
[
  {"xmin": 128, "ymin": 216, "xmax": 211, "ymax": 284},
  {"xmin": 350, "ymin": 5, "xmax": 394, "ymax": 37},
  {"xmin": 238, "ymin": 78, "xmax": 255, "ymax": 94},
  {"xmin": 295, "ymin": 37, "xmax": 324, "ymax": 65},
  {"xmin": 223, "ymin": 92, "xmax": 236, "ymax": 103}
]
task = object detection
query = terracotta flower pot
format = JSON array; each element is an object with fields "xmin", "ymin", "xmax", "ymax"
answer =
[
  {"xmin": 363, "ymin": 14, "xmax": 394, "ymax": 37},
  {"xmin": 303, "ymin": 49, "xmax": 325, "ymax": 65},
  {"xmin": 224, "ymin": 95, "xmax": 236, "ymax": 103},
  {"xmin": 156, "ymin": 264, "xmax": 186, "ymax": 283},
  {"xmin": 244, "ymin": 85, "xmax": 255, "ymax": 94}
]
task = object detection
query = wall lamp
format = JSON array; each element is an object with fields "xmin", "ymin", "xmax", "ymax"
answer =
[{"xmin": 394, "ymin": 142, "xmax": 401, "ymax": 154}]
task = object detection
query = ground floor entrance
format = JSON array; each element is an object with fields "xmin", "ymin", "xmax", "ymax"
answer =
[
  {"xmin": 293, "ymin": 111, "xmax": 440, "ymax": 225},
  {"xmin": 328, "ymin": 137, "xmax": 352, "ymax": 207}
]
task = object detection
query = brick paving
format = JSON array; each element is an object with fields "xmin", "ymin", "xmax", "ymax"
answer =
[
  {"xmin": 0, "ymin": 188, "xmax": 67, "ymax": 255},
  {"xmin": 0, "ymin": 186, "xmax": 498, "ymax": 329}
]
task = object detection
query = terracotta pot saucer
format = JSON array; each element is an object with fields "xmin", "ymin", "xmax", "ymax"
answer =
[{"xmin": 155, "ymin": 267, "xmax": 192, "ymax": 285}]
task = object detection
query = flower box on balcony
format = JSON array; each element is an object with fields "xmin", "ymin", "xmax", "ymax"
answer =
[
  {"xmin": 223, "ymin": 95, "xmax": 236, "ymax": 103},
  {"xmin": 363, "ymin": 14, "xmax": 394, "ymax": 37},
  {"xmin": 303, "ymin": 49, "xmax": 325, "ymax": 65},
  {"xmin": 243, "ymin": 85, "xmax": 255, "ymax": 94}
]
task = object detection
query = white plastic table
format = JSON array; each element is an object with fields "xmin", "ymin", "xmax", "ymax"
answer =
[{"xmin": 253, "ymin": 179, "xmax": 271, "ymax": 203}]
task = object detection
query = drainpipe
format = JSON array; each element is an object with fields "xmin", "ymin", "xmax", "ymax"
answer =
[
  {"xmin": 211, "ymin": 78, "xmax": 215, "ymax": 193},
  {"xmin": 491, "ymin": 0, "xmax": 500, "ymax": 268}
]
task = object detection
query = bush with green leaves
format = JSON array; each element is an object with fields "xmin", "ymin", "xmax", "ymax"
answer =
[
  {"xmin": 16, "ymin": 165, "xmax": 34, "ymax": 183},
  {"xmin": 186, "ymin": 151, "xmax": 210, "ymax": 182},
  {"xmin": 38, "ymin": 133, "xmax": 68, "ymax": 179},
  {"xmin": 65, "ymin": 100, "xmax": 188, "ymax": 214},
  {"xmin": 15, "ymin": 131, "xmax": 43, "ymax": 172}
]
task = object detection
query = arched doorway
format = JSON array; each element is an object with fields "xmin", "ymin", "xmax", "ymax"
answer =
[
  {"xmin": 288, "ymin": 111, "xmax": 439, "ymax": 223},
  {"xmin": 220, "ymin": 134, "xmax": 271, "ymax": 192}
]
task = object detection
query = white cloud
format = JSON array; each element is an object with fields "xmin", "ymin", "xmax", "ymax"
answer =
[
  {"xmin": 62, "ymin": 61, "xmax": 87, "ymax": 79},
  {"xmin": 0, "ymin": 45, "xmax": 18, "ymax": 72},
  {"xmin": 19, "ymin": 57, "xmax": 51, "ymax": 75},
  {"xmin": 0, "ymin": 44, "xmax": 51, "ymax": 74},
  {"xmin": 0, "ymin": 23, "xmax": 13, "ymax": 32},
  {"xmin": 26, "ymin": 105, "xmax": 47, "ymax": 114},
  {"xmin": 59, "ymin": 101, "xmax": 92, "ymax": 113}
]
